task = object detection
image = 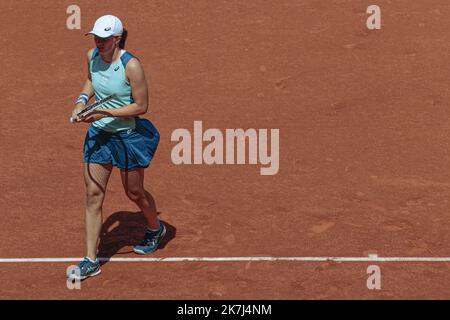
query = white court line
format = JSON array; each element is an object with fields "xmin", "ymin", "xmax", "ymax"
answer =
[{"xmin": 1, "ymin": 256, "xmax": 450, "ymax": 263}]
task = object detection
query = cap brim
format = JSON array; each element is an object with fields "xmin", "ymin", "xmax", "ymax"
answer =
[{"xmin": 85, "ymin": 31, "xmax": 112, "ymax": 38}]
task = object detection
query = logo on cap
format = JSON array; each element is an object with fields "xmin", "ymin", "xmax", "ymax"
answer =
[{"xmin": 104, "ymin": 27, "xmax": 111, "ymax": 31}]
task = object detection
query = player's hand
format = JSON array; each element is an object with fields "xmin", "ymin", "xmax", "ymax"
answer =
[
  {"xmin": 81, "ymin": 111, "xmax": 106, "ymax": 123},
  {"xmin": 70, "ymin": 103, "xmax": 85, "ymax": 123}
]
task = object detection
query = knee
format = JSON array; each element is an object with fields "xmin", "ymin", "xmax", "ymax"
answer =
[
  {"xmin": 126, "ymin": 189, "xmax": 145, "ymax": 203},
  {"xmin": 86, "ymin": 188, "xmax": 105, "ymax": 208}
]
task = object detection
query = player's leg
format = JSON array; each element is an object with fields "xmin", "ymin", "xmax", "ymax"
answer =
[
  {"xmin": 84, "ymin": 163, "xmax": 113, "ymax": 260},
  {"xmin": 120, "ymin": 168, "xmax": 166, "ymax": 254},
  {"xmin": 120, "ymin": 168, "xmax": 159, "ymax": 229}
]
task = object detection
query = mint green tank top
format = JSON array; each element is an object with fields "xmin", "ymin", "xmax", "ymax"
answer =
[{"xmin": 90, "ymin": 48, "xmax": 137, "ymax": 132}]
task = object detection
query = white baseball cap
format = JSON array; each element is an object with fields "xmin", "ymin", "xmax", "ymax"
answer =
[{"xmin": 85, "ymin": 15, "xmax": 123, "ymax": 38}]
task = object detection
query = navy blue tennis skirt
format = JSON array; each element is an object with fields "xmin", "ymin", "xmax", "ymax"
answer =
[{"xmin": 83, "ymin": 118, "xmax": 160, "ymax": 171}]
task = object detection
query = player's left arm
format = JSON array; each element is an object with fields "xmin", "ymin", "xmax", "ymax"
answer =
[{"xmin": 86, "ymin": 58, "xmax": 148, "ymax": 121}]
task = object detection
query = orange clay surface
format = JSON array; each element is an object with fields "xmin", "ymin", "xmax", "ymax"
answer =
[{"xmin": 1, "ymin": 0, "xmax": 450, "ymax": 299}]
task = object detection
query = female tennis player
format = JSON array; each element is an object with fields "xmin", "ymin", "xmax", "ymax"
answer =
[{"xmin": 68, "ymin": 15, "xmax": 165, "ymax": 281}]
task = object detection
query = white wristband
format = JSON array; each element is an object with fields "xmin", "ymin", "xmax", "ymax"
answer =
[{"xmin": 76, "ymin": 93, "xmax": 89, "ymax": 105}]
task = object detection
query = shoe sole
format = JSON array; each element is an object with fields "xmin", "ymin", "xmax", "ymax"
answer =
[
  {"xmin": 68, "ymin": 269, "xmax": 102, "ymax": 281},
  {"xmin": 133, "ymin": 226, "xmax": 167, "ymax": 255}
]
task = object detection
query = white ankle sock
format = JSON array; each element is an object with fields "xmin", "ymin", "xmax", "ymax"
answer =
[{"xmin": 147, "ymin": 222, "xmax": 161, "ymax": 233}]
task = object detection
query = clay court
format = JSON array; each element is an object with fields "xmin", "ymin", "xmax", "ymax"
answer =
[{"xmin": 1, "ymin": 0, "xmax": 450, "ymax": 299}]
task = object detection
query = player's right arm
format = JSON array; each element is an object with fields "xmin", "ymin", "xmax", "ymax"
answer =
[{"xmin": 71, "ymin": 49, "xmax": 95, "ymax": 123}]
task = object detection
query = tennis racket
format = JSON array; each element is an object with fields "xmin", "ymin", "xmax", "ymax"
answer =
[{"xmin": 70, "ymin": 94, "xmax": 116, "ymax": 123}]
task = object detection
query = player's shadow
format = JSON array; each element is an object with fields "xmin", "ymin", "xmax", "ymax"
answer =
[{"xmin": 97, "ymin": 211, "xmax": 176, "ymax": 266}]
